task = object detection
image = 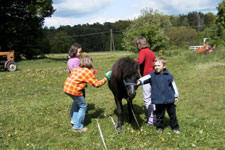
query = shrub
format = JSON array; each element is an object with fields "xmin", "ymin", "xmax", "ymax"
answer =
[
  {"xmin": 166, "ymin": 26, "xmax": 198, "ymax": 47},
  {"xmin": 122, "ymin": 8, "xmax": 169, "ymax": 52}
]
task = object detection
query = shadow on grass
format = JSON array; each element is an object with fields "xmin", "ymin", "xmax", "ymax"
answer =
[
  {"xmin": 106, "ymin": 103, "xmax": 146, "ymax": 131},
  {"xmin": 85, "ymin": 103, "xmax": 104, "ymax": 125},
  {"xmin": 84, "ymin": 102, "xmax": 175, "ymax": 131},
  {"xmin": 163, "ymin": 117, "xmax": 173, "ymax": 129},
  {"xmin": 0, "ymin": 69, "xmax": 6, "ymax": 72},
  {"xmin": 84, "ymin": 102, "xmax": 146, "ymax": 131},
  {"xmin": 121, "ymin": 103, "xmax": 146, "ymax": 130}
]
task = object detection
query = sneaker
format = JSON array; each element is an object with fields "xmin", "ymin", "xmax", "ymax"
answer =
[
  {"xmin": 72, "ymin": 127, "xmax": 88, "ymax": 132},
  {"xmin": 146, "ymin": 122, "xmax": 154, "ymax": 126},
  {"xmin": 71, "ymin": 121, "xmax": 75, "ymax": 125},
  {"xmin": 147, "ymin": 120, "xmax": 154, "ymax": 125},
  {"xmin": 147, "ymin": 116, "xmax": 156, "ymax": 125},
  {"xmin": 173, "ymin": 129, "xmax": 180, "ymax": 134}
]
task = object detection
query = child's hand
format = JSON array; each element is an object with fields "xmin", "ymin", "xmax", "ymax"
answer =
[
  {"xmin": 137, "ymin": 80, "xmax": 141, "ymax": 85},
  {"xmin": 174, "ymin": 98, "xmax": 179, "ymax": 103},
  {"xmin": 105, "ymin": 70, "xmax": 112, "ymax": 80},
  {"xmin": 91, "ymin": 69, "xmax": 98, "ymax": 75}
]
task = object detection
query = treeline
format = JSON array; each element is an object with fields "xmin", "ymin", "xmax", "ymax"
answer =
[
  {"xmin": 44, "ymin": 20, "xmax": 130, "ymax": 53},
  {"xmin": 45, "ymin": 10, "xmax": 218, "ymax": 53},
  {"xmin": 1, "ymin": 0, "xmax": 225, "ymax": 59}
]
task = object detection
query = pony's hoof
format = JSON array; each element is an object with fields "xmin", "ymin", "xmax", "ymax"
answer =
[{"xmin": 115, "ymin": 124, "xmax": 122, "ymax": 133}]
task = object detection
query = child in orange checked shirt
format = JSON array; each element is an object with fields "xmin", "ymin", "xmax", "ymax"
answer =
[{"xmin": 63, "ymin": 55, "xmax": 111, "ymax": 132}]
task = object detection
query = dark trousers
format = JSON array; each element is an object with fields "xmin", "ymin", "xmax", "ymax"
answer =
[{"xmin": 155, "ymin": 103, "xmax": 179, "ymax": 130}]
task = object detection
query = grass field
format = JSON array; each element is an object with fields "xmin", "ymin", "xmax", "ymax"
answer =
[{"xmin": 0, "ymin": 49, "xmax": 225, "ymax": 149}]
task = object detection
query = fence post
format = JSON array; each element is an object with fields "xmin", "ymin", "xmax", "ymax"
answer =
[{"xmin": 110, "ymin": 29, "xmax": 115, "ymax": 51}]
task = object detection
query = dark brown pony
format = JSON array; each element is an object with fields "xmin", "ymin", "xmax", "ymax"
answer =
[{"xmin": 108, "ymin": 57, "xmax": 140, "ymax": 132}]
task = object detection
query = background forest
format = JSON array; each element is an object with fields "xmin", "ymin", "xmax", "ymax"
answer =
[{"xmin": 0, "ymin": 0, "xmax": 225, "ymax": 59}]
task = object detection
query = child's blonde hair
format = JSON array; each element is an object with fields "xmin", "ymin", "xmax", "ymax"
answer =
[
  {"xmin": 154, "ymin": 57, "xmax": 167, "ymax": 66},
  {"xmin": 80, "ymin": 55, "xmax": 94, "ymax": 69}
]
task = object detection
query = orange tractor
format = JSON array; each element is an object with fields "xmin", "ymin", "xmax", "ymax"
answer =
[{"xmin": 0, "ymin": 51, "xmax": 17, "ymax": 72}]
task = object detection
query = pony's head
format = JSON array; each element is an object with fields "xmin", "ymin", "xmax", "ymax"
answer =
[
  {"xmin": 120, "ymin": 58, "xmax": 139, "ymax": 99},
  {"xmin": 109, "ymin": 57, "xmax": 140, "ymax": 100}
]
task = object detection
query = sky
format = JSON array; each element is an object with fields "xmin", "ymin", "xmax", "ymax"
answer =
[{"xmin": 44, "ymin": 0, "xmax": 223, "ymax": 28}]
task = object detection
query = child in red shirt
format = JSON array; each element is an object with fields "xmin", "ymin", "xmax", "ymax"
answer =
[{"xmin": 135, "ymin": 36, "xmax": 156, "ymax": 125}]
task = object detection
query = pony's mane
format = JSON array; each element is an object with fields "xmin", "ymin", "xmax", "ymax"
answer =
[{"xmin": 116, "ymin": 57, "xmax": 138, "ymax": 78}]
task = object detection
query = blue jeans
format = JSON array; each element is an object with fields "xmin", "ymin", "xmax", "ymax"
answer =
[
  {"xmin": 70, "ymin": 89, "xmax": 85, "ymax": 118},
  {"xmin": 67, "ymin": 94, "xmax": 87, "ymax": 130}
]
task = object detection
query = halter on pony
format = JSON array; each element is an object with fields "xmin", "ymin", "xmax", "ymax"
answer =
[{"xmin": 123, "ymin": 80, "xmax": 137, "ymax": 87}]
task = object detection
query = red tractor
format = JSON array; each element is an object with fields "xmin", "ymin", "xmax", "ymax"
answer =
[{"xmin": 0, "ymin": 50, "xmax": 17, "ymax": 72}]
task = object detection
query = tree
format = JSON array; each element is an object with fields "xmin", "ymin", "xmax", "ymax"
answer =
[
  {"xmin": 170, "ymin": 16, "xmax": 180, "ymax": 26},
  {"xmin": 216, "ymin": 0, "xmax": 225, "ymax": 29},
  {"xmin": 166, "ymin": 26, "xmax": 198, "ymax": 47},
  {"xmin": 204, "ymin": 12, "xmax": 216, "ymax": 27},
  {"xmin": 200, "ymin": 25, "xmax": 219, "ymax": 46},
  {"xmin": 216, "ymin": 0, "xmax": 225, "ymax": 45},
  {"xmin": 49, "ymin": 31, "xmax": 74, "ymax": 53},
  {"xmin": 187, "ymin": 12, "xmax": 204, "ymax": 31},
  {"xmin": 122, "ymin": 8, "xmax": 169, "ymax": 52},
  {"xmin": 176, "ymin": 15, "xmax": 189, "ymax": 27},
  {"xmin": 0, "ymin": 0, "xmax": 54, "ymax": 59}
]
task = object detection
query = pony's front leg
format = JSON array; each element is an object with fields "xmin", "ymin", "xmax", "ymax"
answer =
[
  {"xmin": 127, "ymin": 98, "xmax": 134, "ymax": 122},
  {"xmin": 115, "ymin": 97, "xmax": 122, "ymax": 132}
]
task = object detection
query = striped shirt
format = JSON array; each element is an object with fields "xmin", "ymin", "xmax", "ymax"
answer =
[{"xmin": 63, "ymin": 67, "xmax": 107, "ymax": 96}]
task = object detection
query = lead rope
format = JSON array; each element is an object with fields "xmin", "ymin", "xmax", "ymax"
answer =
[
  {"xmin": 96, "ymin": 119, "xmax": 108, "ymax": 150},
  {"xmin": 130, "ymin": 105, "xmax": 140, "ymax": 129}
]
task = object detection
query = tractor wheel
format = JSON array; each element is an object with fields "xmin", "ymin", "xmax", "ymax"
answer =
[{"xmin": 6, "ymin": 61, "xmax": 17, "ymax": 72}]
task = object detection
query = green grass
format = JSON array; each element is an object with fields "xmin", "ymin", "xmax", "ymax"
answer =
[{"xmin": 0, "ymin": 49, "xmax": 225, "ymax": 149}]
